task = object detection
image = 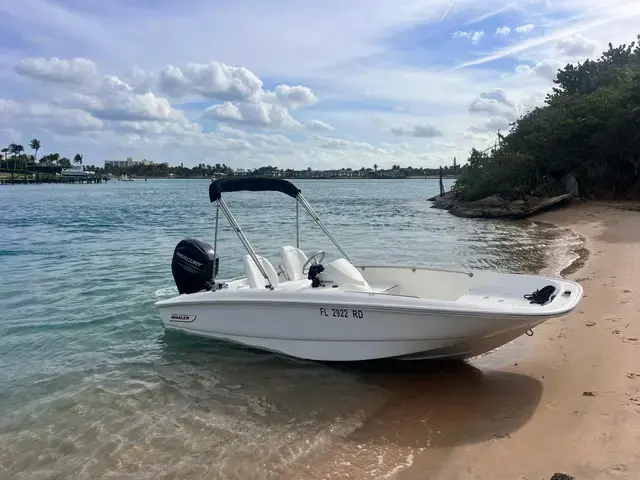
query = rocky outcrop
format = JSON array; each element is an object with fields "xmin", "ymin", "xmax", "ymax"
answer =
[{"xmin": 428, "ymin": 191, "xmax": 575, "ymax": 219}]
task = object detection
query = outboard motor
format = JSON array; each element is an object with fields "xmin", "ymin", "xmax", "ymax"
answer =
[{"xmin": 171, "ymin": 238, "xmax": 219, "ymax": 294}]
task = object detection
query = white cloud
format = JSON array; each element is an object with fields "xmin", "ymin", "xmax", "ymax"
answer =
[
  {"xmin": 0, "ymin": 128, "xmax": 22, "ymax": 145},
  {"xmin": 477, "ymin": 88, "xmax": 515, "ymax": 109},
  {"xmin": 13, "ymin": 56, "xmax": 314, "ymax": 133},
  {"xmin": 261, "ymin": 85, "xmax": 318, "ymax": 110},
  {"xmin": 157, "ymin": 62, "xmax": 264, "ymax": 102},
  {"xmin": 13, "ymin": 57, "xmax": 98, "ymax": 85},
  {"xmin": 469, "ymin": 116, "xmax": 511, "ymax": 133},
  {"xmin": 311, "ymin": 134, "xmax": 383, "ymax": 153},
  {"xmin": 306, "ymin": 120, "xmax": 334, "ymax": 132},
  {"xmin": 468, "ymin": 97, "xmax": 512, "ymax": 118},
  {"xmin": 13, "ymin": 58, "xmax": 186, "ymax": 123},
  {"xmin": 515, "ymin": 24, "xmax": 535, "ymax": 34},
  {"xmin": 554, "ymin": 34, "xmax": 600, "ymax": 57},
  {"xmin": 452, "ymin": 30, "xmax": 486, "ymax": 44},
  {"xmin": 9, "ymin": 101, "xmax": 105, "ymax": 134},
  {"xmin": 390, "ymin": 124, "xmax": 444, "ymax": 138},
  {"xmin": 0, "ymin": 99, "xmax": 21, "ymax": 124},
  {"xmin": 204, "ymin": 101, "xmax": 301, "ymax": 129},
  {"xmin": 90, "ymin": 91, "xmax": 185, "ymax": 122},
  {"xmin": 515, "ymin": 59, "xmax": 564, "ymax": 81},
  {"xmin": 495, "ymin": 26, "xmax": 511, "ymax": 36},
  {"xmin": 468, "ymin": 89, "xmax": 519, "ymax": 120}
]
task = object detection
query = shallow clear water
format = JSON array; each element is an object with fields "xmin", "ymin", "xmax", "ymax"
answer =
[{"xmin": 0, "ymin": 179, "xmax": 581, "ymax": 479}]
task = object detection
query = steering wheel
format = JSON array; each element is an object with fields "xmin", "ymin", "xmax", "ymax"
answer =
[{"xmin": 302, "ymin": 250, "xmax": 325, "ymax": 275}]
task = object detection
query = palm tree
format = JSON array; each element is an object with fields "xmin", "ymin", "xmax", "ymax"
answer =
[
  {"xmin": 1, "ymin": 148, "xmax": 8, "ymax": 169},
  {"xmin": 42, "ymin": 153, "xmax": 60, "ymax": 166},
  {"xmin": 29, "ymin": 139, "xmax": 41, "ymax": 162},
  {"xmin": 373, "ymin": 164, "xmax": 378, "ymax": 176},
  {"xmin": 9, "ymin": 144, "xmax": 25, "ymax": 170},
  {"xmin": 73, "ymin": 153, "xmax": 83, "ymax": 166}
]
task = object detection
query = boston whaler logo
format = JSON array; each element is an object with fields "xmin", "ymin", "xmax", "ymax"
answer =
[{"xmin": 170, "ymin": 313, "xmax": 197, "ymax": 323}]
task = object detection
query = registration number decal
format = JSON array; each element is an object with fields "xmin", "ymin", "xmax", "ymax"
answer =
[{"xmin": 319, "ymin": 308, "xmax": 364, "ymax": 318}]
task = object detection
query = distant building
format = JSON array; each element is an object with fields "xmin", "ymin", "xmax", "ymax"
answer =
[{"xmin": 105, "ymin": 158, "xmax": 140, "ymax": 168}]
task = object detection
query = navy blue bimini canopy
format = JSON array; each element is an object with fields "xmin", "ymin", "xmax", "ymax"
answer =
[{"xmin": 209, "ymin": 177, "xmax": 301, "ymax": 202}]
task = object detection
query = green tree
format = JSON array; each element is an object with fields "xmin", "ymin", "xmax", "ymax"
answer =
[
  {"xmin": 29, "ymin": 139, "xmax": 41, "ymax": 161},
  {"xmin": 41, "ymin": 153, "xmax": 60, "ymax": 166},
  {"xmin": 9, "ymin": 144, "xmax": 25, "ymax": 170},
  {"xmin": 453, "ymin": 34, "xmax": 640, "ymax": 202}
]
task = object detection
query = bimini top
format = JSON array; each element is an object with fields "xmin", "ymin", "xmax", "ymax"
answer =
[{"xmin": 209, "ymin": 177, "xmax": 301, "ymax": 202}]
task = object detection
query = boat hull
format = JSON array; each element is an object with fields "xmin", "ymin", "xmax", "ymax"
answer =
[
  {"xmin": 156, "ymin": 298, "xmax": 553, "ymax": 361},
  {"xmin": 155, "ymin": 264, "xmax": 583, "ymax": 362}
]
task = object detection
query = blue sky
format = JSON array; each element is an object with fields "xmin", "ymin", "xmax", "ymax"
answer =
[{"xmin": 1, "ymin": 0, "xmax": 639, "ymax": 169}]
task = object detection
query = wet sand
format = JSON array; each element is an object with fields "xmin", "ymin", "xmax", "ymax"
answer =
[{"xmin": 402, "ymin": 201, "xmax": 640, "ymax": 480}]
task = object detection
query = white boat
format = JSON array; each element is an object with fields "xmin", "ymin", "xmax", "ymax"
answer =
[
  {"xmin": 60, "ymin": 166, "xmax": 89, "ymax": 178},
  {"xmin": 155, "ymin": 178, "xmax": 584, "ymax": 362}
]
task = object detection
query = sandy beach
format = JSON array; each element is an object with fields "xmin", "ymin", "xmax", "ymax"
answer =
[
  {"xmin": 411, "ymin": 200, "xmax": 640, "ymax": 480},
  {"xmin": 284, "ymin": 201, "xmax": 640, "ymax": 480}
]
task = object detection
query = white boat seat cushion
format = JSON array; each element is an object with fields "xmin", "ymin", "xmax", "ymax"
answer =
[
  {"xmin": 279, "ymin": 245, "xmax": 309, "ymax": 281},
  {"xmin": 243, "ymin": 255, "xmax": 280, "ymax": 289}
]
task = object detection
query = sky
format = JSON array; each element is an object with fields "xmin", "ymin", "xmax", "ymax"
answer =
[{"xmin": 1, "ymin": 0, "xmax": 639, "ymax": 170}]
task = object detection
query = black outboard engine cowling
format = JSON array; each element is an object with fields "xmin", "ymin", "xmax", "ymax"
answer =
[{"xmin": 171, "ymin": 238, "xmax": 219, "ymax": 294}]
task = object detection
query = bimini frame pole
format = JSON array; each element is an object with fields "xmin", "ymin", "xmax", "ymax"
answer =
[
  {"xmin": 212, "ymin": 202, "xmax": 220, "ymax": 291},
  {"xmin": 296, "ymin": 193, "xmax": 350, "ymax": 261},
  {"xmin": 296, "ymin": 199, "xmax": 300, "ymax": 249},
  {"xmin": 216, "ymin": 197, "xmax": 273, "ymax": 289},
  {"xmin": 213, "ymin": 202, "xmax": 220, "ymax": 258}
]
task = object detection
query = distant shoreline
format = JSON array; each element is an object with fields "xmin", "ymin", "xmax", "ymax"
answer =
[{"xmin": 132, "ymin": 175, "xmax": 459, "ymax": 180}]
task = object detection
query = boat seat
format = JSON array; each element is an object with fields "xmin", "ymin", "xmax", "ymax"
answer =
[
  {"xmin": 279, "ymin": 245, "xmax": 309, "ymax": 281},
  {"xmin": 243, "ymin": 254, "xmax": 280, "ymax": 289}
]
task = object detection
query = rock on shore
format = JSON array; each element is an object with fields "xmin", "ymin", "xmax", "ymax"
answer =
[{"xmin": 428, "ymin": 191, "xmax": 575, "ymax": 219}]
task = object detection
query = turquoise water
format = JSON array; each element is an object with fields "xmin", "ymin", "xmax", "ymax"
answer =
[{"xmin": 0, "ymin": 179, "xmax": 581, "ymax": 479}]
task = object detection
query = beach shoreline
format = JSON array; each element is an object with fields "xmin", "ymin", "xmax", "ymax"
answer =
[
  {"xmin": 407, "ymin": 200, "xmax": 640, "ymax": 480},
  {"xmin": 292, "ymin": 201, "xmax": 640, "ymax": 480}
]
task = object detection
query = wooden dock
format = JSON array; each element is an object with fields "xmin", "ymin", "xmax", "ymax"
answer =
[{"xmin": 0, "ymin": 168, "xmax": 109, "ymax": 185}]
